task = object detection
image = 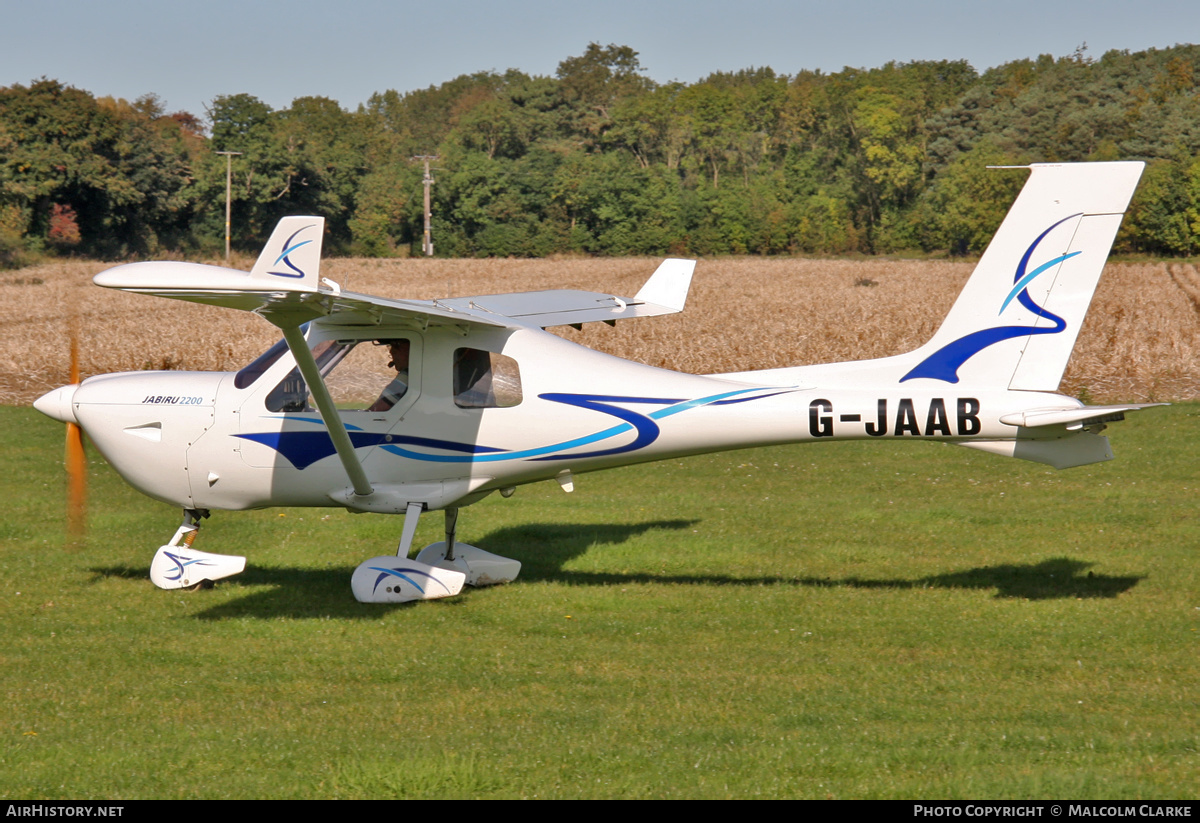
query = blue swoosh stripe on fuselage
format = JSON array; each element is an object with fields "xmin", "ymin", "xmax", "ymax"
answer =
[
  {"xmin": 379, "ymin": 388, "xmax": 774, "ymax": 463},
  {"xmin": 240, "ymin": 388, "xmax": 785, "ymax": 467},
  {"xmin": 235, "ymin": 429, "xmax": 508, "ymax": 469}
]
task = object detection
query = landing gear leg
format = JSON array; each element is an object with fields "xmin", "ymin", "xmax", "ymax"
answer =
[
  {"xmin": 396, "ymin": 502, "xmax": 423, "ymax": 557},
  {"xmin": 167, "ymin": 508, "xmax": 206, "ymax": 550},
  {"xmin": 149, "ymin": 508, "xmax": 245, "ymax": 590},
  {"xmin": 444, "ymin": 507, "xmax": 459, "ymax": 562},
  {"xmin": 351, "ymin": 504, "xmax": 521, "ymax": 603}
]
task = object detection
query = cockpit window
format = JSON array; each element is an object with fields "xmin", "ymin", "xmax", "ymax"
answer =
[
  {"xmin": 454, "ymin": 348, "xmax": 522, "ymax": 408},
  {"xmin": 265, "ymin": 339, "xmax": 348, "ymax": 412},
  {"xmin": 265, "ymin": 337, "xmax": 415, "ymax": 413},
  {"xmin": 235, "ymin": 323, "xmax": 311, "ymax": 390},
  {"xmin": 362, "ymin": 339, "xmax": 410, "ymax": 411}
]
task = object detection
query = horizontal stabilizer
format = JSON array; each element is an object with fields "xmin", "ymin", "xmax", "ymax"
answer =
[{"xmin": 999, "ymin": 403, "xmax": 1166, "ymax": 430}]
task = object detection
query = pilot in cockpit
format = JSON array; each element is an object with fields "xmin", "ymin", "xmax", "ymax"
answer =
[{"xmin": 368, "ymin": 339, "xmax": 410, "ymax": 412}]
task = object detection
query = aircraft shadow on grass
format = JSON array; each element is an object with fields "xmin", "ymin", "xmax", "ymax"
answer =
[
  {"xmin": 89, "ymin": 521, "xmax": 1143, "ymax": 619},
  {"xmin": 806, "ymin": 557, "xmax": 1145, "ymax": 601},
  {"xmin": 492, "ymin": 531, "xmax": 1143, "ymax": 601}
]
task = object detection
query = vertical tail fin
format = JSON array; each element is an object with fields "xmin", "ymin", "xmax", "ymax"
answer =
[{"xmin": 901, "ymin": 162, "xmax": 1144, "ymax": 391}]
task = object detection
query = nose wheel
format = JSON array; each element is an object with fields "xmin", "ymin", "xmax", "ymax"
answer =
[{"xmin": 149, "ymin": 509, "xmax": 246, "ymax": 590}]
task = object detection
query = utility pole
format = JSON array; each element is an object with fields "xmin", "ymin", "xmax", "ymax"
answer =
[
  {"xmin": 215, "ymin": 151, "xmax": 242, "ymax": 262},
  {"xmin": 412, "ymin": 155, "xmax": 438, "ymax": 256}
]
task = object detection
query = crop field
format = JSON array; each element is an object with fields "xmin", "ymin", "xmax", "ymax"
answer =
[
  {"xmin": 1, "ymin": 255, "xmax": 1197, "ymax": 799},
  {"xmin": 1, "ymin": 256, "xmax": 1199, "ymax": 405}
]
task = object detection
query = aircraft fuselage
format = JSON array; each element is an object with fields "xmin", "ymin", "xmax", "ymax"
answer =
[{"xmin": 67, "ymin": 320, "xmax": 1075, "ymax": 514}]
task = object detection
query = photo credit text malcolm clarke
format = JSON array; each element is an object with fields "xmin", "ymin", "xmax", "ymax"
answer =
[{"xmin": 913, "ymin": 804, "xmax": 1194, "ymax": 818}]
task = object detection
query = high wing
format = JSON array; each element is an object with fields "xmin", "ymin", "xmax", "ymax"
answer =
[{"xmin": 94, "ymin": 216, "xmax": 694, "ymax": 331}]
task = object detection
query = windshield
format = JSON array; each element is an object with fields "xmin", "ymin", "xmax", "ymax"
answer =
[{"xmin": 234, "ymin": 323, "xmax": 311, "ymax": 389}]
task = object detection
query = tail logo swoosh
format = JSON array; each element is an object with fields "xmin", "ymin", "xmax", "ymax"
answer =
[{"xmin": 900, "ymin": 214, "xmax": 1081, "ymax": 384}]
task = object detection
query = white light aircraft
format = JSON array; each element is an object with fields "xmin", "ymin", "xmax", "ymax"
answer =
[{"xmin": 35, "ymin": 162, "xmax": 1159, "ymax": 602}]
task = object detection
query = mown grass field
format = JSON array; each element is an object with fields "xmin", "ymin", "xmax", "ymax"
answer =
[{"xmin": 2, "ymin": 399, "xmax": 1197, "ymax": 799}]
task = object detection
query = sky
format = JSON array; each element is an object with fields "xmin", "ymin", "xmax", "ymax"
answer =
[{"xmin": 2, "ymin": 0, "xmax": 1197, "ymax": 120}]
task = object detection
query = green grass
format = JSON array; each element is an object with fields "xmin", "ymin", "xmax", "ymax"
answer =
[{"xmin": 2, "ymin": 405, "xmax": 1197, "ymax": 798}]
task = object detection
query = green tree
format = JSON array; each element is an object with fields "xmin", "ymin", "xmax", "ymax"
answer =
[
  {"xmin": 607, "ymin": 82, "xmax": 690, "ymax": 170},
  {"xmin": 556, "ymin": 43, "xmax": 654, "ymax": 141},
  {"xmin": 0, "ymin": 80, "xmax": 200, "ymax": 257},
  {"xmin": 912, "ymin": 143, "xmax": 1028, "ymax": 254},
  {"xmin": 275, "ymin": 96, "xmax": 378, "ymax": 248},
  {"xmin": 1122, "ymin": 158, "xmax": 1198, "ymax": 255},
  {"xmin": 204, "ymin": 93, "xmax": 335, "ymax": 247}
]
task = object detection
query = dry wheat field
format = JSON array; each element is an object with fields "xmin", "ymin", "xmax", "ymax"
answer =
[{"xmin": 2, "ymin": 255, "xmax": 1198, "ymax": 406}]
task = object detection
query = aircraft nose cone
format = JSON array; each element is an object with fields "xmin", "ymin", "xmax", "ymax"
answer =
[{"xmin": 34, "ymin": 384, "xmax": 79, "ymax": 424}]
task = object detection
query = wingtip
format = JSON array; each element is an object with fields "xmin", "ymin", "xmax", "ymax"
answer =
[{"xmin": 636, "ymin": 258, "xmax": 695, "ymax": 312}]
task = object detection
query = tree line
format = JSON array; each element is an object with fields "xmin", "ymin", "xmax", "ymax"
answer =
[{"xmin": 2, "ymin": 42, "xmax": 1199, "ymax": 266}]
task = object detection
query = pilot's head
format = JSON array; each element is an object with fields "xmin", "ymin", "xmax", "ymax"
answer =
[{"xmin": 376, "ymin": 339, "xmax": 409, "ymax": 371}]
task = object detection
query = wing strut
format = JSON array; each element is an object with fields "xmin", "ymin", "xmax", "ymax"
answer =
[{"xmin": 278, "ymin": 323, "xmax": 374, "ymax": 497}]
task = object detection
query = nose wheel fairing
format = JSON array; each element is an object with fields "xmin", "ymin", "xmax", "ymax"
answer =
[{"xmin": 149, "ymin": 510, "xmax": 246, "ymax": 590}]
